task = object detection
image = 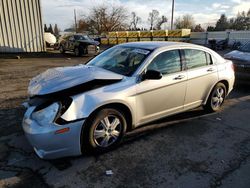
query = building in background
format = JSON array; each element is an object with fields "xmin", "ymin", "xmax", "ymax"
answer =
[{"xmin": 0, "ymin": 0, "xmax": 45, "ymax": 53}]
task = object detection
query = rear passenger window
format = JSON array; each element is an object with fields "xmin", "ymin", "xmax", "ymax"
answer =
[
  {"xmin": 147, "ymin": 50, "xmax": 181, "ymax": 75},
  {"xmin": 184, "ymin": 49, "xmax": 208, "ymax": 69}
]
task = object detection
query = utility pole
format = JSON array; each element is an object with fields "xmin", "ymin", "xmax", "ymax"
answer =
[
  {"xmin": 171, "ymin": 0, "xmax": 175, "ymax": 30},
  {"xmin": 74, "ymin": 9, "xmax": 77, "ymax": 33}
]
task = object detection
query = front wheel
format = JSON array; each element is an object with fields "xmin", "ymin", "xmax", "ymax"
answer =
[
  {"xmin": 82, "ymin": 108, "xmax": 127, "ymax": 154},
  {"xmin": 204, "ymin": 83, "xmax": 226, "ymax": 112},
  {"xmin": 59, "ymin": 45, "xmax": 65, "ymax": 53}
]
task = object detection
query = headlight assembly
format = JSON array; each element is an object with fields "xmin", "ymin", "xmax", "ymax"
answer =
[
  {"xmin": 31, "ymin": 102, "xmax": 59, "ymax": 126},
  {"xmin": 55, "ymin": 97, "xmax": 73, "ymax": 125}
]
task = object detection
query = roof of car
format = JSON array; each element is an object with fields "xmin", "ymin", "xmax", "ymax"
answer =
[{"xmin": 119, "ymin": 41, "xmax": 201, "ymax": 50}]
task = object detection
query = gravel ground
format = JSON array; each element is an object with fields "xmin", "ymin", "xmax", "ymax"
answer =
[{"xmin": 0, "ymin": 53, "xmax": 250, "ymax": 188}]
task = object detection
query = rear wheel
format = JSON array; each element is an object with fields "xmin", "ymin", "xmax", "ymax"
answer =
[
  {"xmin": 82, "ymin": 108, "xmax": 127, "ymax": 154},
  {"xmin": 204, "ymin": 83, "xmax": 226, "ymax": 112}
]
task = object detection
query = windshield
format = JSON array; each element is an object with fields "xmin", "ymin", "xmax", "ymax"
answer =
[
  {"xmin": 74, "ymin": 35, "xmax": 91, "ymax": 40},
  {"xmin": 87, "ymin": 46, "xmax": 151, "ymax": 76},
  {"xmin": 239, "ymin": 42, "xmax": 250, "ymax": 53}
]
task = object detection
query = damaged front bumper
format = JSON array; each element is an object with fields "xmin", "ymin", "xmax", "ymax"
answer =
[{"xmin": 22, "ymin": 105, "xmax": 84, "ymax": 159}]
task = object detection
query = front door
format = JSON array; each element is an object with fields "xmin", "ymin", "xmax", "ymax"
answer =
[{"xmin": 136, "ymin": 50, "xmax": 187, "ymax": 126}]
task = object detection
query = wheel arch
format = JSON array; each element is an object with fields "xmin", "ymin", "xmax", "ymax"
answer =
[
  {"xmin": 204, "ymin": 80, "xmax": 229, "ymax": 105},
  {"xmin": 80, "ymin": 102, "xmax": 133, "ymax": 154},
  {"xmin": 84, "ymin": 102, "xmax": 134, "ymax": 132}
]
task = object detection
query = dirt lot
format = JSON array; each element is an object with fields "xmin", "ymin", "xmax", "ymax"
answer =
[{"xmin": 0, "ymin": 54, "xmax": 250, "ymax": 188}]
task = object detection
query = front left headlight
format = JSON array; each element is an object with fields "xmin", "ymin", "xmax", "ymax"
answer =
[{"xmin": 31, "ymin": 102, "xmax": 59, "ymax": 126}]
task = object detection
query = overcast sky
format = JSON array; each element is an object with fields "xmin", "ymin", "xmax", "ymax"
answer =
[{"xmin": 41, "ymin": 0, "xmax": 250, "ymax": 30}]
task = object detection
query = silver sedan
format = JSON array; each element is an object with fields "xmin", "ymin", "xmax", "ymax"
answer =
[{"xmin": 22, "ymin": 42, "xmax": 235, "ymax": 159}]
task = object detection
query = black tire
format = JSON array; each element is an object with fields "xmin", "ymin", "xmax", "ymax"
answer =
[
  {"xmin": 204, "ymin": 83, "xmax": 227, "ymax": 112},
  {"xmin": 81, "ymin": 108, "xmax": 127, "ymax": 154},
  {"xmin": 59, "ymin": 45, "xmax": 65, "ymax": 53},
  {"xmin": 75, "ymin": 46, "xmax": 84, "ymax": 57}
]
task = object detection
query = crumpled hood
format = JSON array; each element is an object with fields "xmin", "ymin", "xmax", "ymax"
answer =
[
  {"xmin": 224, "ymin": 50, "xmax": 250, "ymax": 62},
  {"xmin": 28, "ymin": 65, "xmax": 123, "ymax": 96}
]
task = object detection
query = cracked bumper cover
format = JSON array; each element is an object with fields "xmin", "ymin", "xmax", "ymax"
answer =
[{"xmin": 22, "ymin": 107, "xmax": 84, "ymax": 159}]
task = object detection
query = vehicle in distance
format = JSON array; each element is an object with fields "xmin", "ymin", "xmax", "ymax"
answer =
[
  {"xmin": 22, "ymin": 42, "xmax": 235, "ymax": 159},
  {"xmin": 224, "ymin": 41, "xmax": 250, "ymax": 84},
  {"xmin": 59, "ymin": 34, "xmax": 100, "ymax": 56}
]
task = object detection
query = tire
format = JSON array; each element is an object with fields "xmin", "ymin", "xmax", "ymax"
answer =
[
  {"xmin": 59, "ymin": 45, "xmax": 65, "ymax": 53},
  {"xmin": 204, "ymin": 83, "xmax": 227, "ymax": 112},
  {"xmin": 75, "ymin": 46, "xmax": 84, "ymax": 57},
  {"xmin": 82, "ymin": 108, "xmax": 127, "ymax": 154}
]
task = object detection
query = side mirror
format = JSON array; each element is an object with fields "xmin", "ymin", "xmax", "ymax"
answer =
[{"xmin": 142, "ymin": 70, "xmax": 162, "ymax": 80}]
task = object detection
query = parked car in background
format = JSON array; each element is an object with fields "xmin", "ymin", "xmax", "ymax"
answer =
[
  {"xmin": 59, "ymin": 34, "xmax": 100, "ymax": 56},
  {"xmin": 208, "ymin": 38, "xmax": 228, "ymax": 51},
  {"xmin": 22, "ymin": 42, "xmax": 235, "ymax": 159},
  {"xmin": 224, "ymin": 42, "xmax": 250, "ymax": 84}
]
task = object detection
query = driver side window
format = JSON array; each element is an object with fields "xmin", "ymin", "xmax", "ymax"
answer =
[{"xmin": 147, "ymin": 50, "xmax": 181, "ymax": 75}]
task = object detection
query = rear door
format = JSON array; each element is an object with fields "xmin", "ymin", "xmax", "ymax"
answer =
[
  {"xmin": 183, "ymin": 49, "xmax": 218, "ymax": 109},
  {"xmin": 136, "ymin": 49, "xmax": 187, "ymax": 125}
]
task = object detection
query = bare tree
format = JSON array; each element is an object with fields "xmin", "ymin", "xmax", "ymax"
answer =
[
  {"xmin": 175, "ymin": 14, "xmax": 195, "ymax": 29},
  {"xmin": 86, "ymin": 5, "xmax": 128, "ymax": 34},
  {"xmin": 148, "ymin": 9, "xmax": 159, "ymax": 30},
  {"xmin": 77, "ymin": 19, "xmax": 89, "ymax": 33},
  {"xmin": 129, "ymin": 12, "xmax": 141, "ymax": 30},
  {"xmin": 156, "ymin": 15, "xmax": 168, "ymax": 30}
]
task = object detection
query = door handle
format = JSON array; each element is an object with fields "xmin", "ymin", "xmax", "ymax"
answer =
[
  {"xmin": 207, "ymin": 68, "xmax": 215, "ymax": 72},
  {"xmin": 174, "ymin": 75, "xmax": 185, "ymax": 80}
]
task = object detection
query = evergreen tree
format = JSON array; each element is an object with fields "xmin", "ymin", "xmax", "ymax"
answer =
[
  {"xmin": 215, "ymin": 14, "xmax": 229, "ymax": 31},
  {"xmin": 48, "ymin": 24, "xmax": 54, "ymax": 34},
  {"xmin": 232, "ymin": 12, "xmax": 246, "ymax": 30},
  {"xmin": 44, "ymin": 24, "xmax": 48, "ymax": 32},
  {"xmin": 207, "ymin": 26, "xmax": 215, "ymax": 31},
  {"xmin": 247, "ymin": 9, "xmax": 250, "ymax": 30},
  {"xmin": 54, "ymin": 24, "xmax": 59, "ymax": 36}
]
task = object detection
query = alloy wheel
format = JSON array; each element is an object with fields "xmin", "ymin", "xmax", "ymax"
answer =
[
  {"xmin": 93, "ymin": 115, "xmax": 122, "ymax": 148},
  {"xmin": 211, "ymin": 87, "xmax": 225, "ymax": 109}
]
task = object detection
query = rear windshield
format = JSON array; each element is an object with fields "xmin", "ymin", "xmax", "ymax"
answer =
[{"xmin": 87, "ymin": 46, "xmax": 151, "ymax": 76}]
